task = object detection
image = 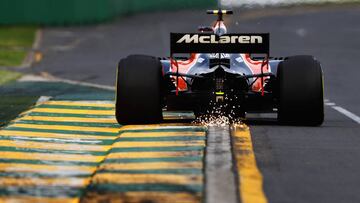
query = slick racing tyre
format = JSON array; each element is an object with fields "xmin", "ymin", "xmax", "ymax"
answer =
[
  {"xmin": 116, "ymin": 55, "xmax": 163, "ymax": 125},
  {"xmin": 277, "ymin": 55, "xmax": 324, "ymax": 126}
]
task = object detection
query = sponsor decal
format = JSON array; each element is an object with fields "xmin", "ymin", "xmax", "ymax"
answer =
[
  {"xmin": 176, "ymin": 34, "xmax": 263, "ymax": 44},
  {"xmin": 171, "ymin": 33, "xmax": 269, "ymax": 54}
]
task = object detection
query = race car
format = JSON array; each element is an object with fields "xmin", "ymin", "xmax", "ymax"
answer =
[{"xmin": 115, "ymin": 10, "xmax": 324, "ymax": 126}]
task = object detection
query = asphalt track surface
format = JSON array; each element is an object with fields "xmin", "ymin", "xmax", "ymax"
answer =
[{"xmin": 18, "ymin": 3, "xmax": 360, "ymax": 203}]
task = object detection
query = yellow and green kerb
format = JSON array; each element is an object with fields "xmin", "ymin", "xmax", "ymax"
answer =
[
  {"xmin": 0, "ymin": 101, "xmax": 207, "ymax": 203},
  {"xmin": 83, "ymin": 124, "xmax": 206, "ymax": 203}
]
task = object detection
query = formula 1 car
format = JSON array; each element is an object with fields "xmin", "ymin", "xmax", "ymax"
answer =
[{"xmin": 115, "ymin": 10, "xmax": 324, "ymax": 126}]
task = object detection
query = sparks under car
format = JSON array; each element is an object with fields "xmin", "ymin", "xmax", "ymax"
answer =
[{"xmin": 115, "ymin": 10, "xmax": 324, "ymax": 126}]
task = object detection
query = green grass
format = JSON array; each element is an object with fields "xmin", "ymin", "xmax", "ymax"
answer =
[
  {"xmin": 0, "ymin": 69, "xmax": 22, "ymax": 85},
  {"xmin": 0, "ymin": 26, "xmax": 37, "ymax": 67},
  {"xmin": 0, "ymin": 26, "xmax": 37, "ymax": 48},
  {"xmin": 0, "ymin": 69, "xmax": 34, "ymax": 127},
  {"xmin": 0, "ymin": 50, "xmax": 27, "ymax": 67}
]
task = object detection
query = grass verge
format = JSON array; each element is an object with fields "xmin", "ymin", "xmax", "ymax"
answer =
[
  {"xmin": 0, "ymin": 96, "xmax": 38, "ymax": 127},
  {"xmin": 0, "ymin": 69, "xmax": 22, "ymax": 85},
  {"xmin": 0, "ymin": 51, "xmax": 28, "ymax": 67},
  {"xmin": 0, "ymin": 26, "xmax": 37, "ymax": 67},
  {"xmin": 0, "ymin": 70, "xmax": 30, "ymax": 127}
]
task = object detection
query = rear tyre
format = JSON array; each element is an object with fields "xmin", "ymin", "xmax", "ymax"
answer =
[
  {"xmin": 116, "ymin": 55, "xmax": 163, "ymax": 125},
  {"xmin": 277, "ymin": 55, "xmax": 324, "ymax": 126}
]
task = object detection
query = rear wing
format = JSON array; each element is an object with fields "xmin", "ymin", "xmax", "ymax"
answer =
[
  {"xmin": 169, "ymin": 33, "xmax": 271, "ymax": 96},
  {"xmin": 170, "ymin": 33, "xmax": 269, "ymax": 54}
]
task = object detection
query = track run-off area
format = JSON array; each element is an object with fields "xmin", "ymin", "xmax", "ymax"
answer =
[{"xmin": 0, "ymin": 99, "xmax": 265, "ymax": 203}]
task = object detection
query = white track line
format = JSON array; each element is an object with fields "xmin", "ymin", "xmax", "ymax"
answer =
[
  {"xmin": 326, "ymin": 100, "xmax": 360, "ymax": 124},
  {"xmin": 332, "ymin": 106, "xmax": 360, "ymax": 124},
  {"xmin": 36, "ymin": 96, "xmax": 52, "ymax": 104},
  {"xmin": 19, "ymin": 74, "xmax": 115, "ymax": 91},
  {"xmin": 50, "ymin": 77, "xmax": 115, "ymax": 91}
]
